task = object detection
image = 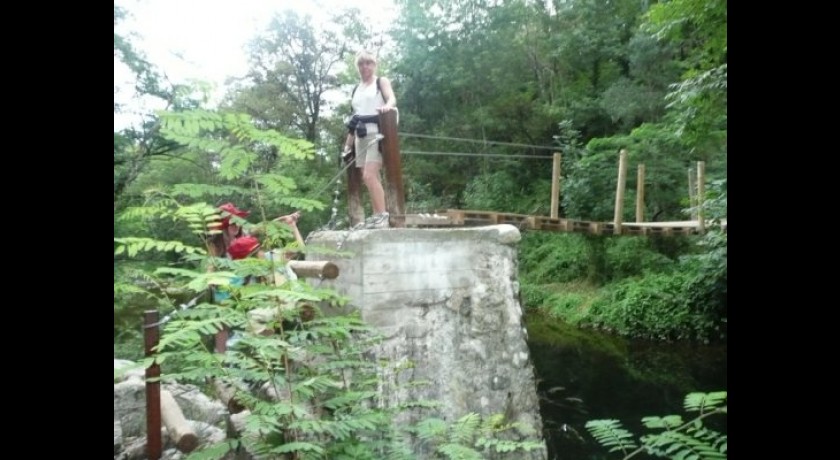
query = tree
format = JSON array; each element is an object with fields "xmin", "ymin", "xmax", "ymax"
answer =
[
  {"xmin": 232, "ymin": 9, "xmax": 371, "ymax": 145},
  {"xmin": 114, "ymin": 5, "xmax": 206, "ymax": 210},
  {"xmin": 644, "ymin": 0, "xmax": 727, "ymax": 158}
]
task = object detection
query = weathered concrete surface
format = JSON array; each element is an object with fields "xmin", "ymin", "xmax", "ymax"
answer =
[{"xmin": 306, "ymin": 224, "xmax": 546, "ymax": 458}]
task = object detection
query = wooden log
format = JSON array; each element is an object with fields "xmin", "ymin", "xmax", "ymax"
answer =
[
  {"xmin": 213, "ymin": 379, "xmax": 246, "ymax": 414},
  {"xmin": 228, "ymin": 410, "xmax": 251, "ymax": 437},
  {"xmin": 613, "ymin": 149, "xmax": 628, "ymax": 235},
  {"xmin": 287, "ymin": 260, "xmax": 339, "ymax": 279},
  {"xmin": 550, "ymin": 152, "xmax": 562, "ymax": 219},
  {"xmin": 160, "ymin": 390, "xmax": 199, "ymax": 453}
]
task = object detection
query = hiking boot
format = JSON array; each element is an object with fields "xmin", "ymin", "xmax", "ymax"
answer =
[{"xmin": 364, "ymin": 212, "xmax": 390, "ymax": 229}]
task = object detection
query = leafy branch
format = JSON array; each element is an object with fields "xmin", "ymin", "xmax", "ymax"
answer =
[{"xmin": 586, "ymin": 391, "xmax": 726, "ymax": 460}]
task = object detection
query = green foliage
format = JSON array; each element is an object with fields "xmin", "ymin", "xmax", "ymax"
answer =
[
  {"xmin": 677, "ymin": 179, "xmax": 727, "ymax": 338},
  {"xmin": 586, "ymin": 391, "xmax": 727, "ymax": 459},
  {"xmin": 604, "ymin": 237, "xmax": 676, "ymax": 280},
  {"xmin": 519, "ymin": 168, "xmax": 725, "ymax": 342},
  {"xmin": 563, "ymin": 123, "xmax": 693, "ymax": 224},
  {"xmin": 644, "ymin": 0, "xmax": 727, "ymax": 156},
  {"xmin": 585, "ymin": 419, "xmax": 638, "ymax": 455},
  {"xmin": 152, "ymin": 108, "xmax": 329, "ymax": 234},
  {"xmin": 562, "ymin": 145, "xmax": 624, "ymax": 222},
  {"xmin": 114, "ymin": 237, "xmax": 204, "ymax": 258},
  {"xmin": 410, "ymin": 413, "xmax": 545, "ymax": 459},
  {"xmin": 463, "ymin": 170, "xmax": 550, "ymax": 215},
  {"xmin": 587, "ymin": 272, "xmax": 700, "ymax": 341},
  {"xmin": 519, "ymin": 233, "xmax": 591, "ymax": 284},
  {"xmin": 158, "ymin": 110, "xmax": 315, "ymax": 172}
]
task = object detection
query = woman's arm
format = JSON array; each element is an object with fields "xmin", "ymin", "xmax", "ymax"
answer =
[{"xmin": 377, "ymin": 76, "xmax": 397, "ymax": 112}]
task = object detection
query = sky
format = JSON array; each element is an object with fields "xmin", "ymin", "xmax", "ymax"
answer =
[{"xmin": 114, "ymin": 0, "xmax": 398, "ymax": 131}]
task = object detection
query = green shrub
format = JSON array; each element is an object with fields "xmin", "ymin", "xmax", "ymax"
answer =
[
  {"xmin": 588, "ymin": 272, "xmax": 706, "ymax": 341},
  {"xmin": 520, "ymin": 233, "xmax": 590, "ymax": 284},
  {"xmin": 520, "ymin": 282, "xmax": 550, "ymax": 310},
  {"xmin": 546, "ymin": 292, "xmax": 585, "ymax": 318},
  {"xmin": 604, "ymin": 237, "xmax": 676, "ymax": 281}
]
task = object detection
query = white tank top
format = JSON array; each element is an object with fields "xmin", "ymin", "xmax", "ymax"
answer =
[{"xmin": 352, "ymin": 77, "xmax": 384, "ymax": 116}]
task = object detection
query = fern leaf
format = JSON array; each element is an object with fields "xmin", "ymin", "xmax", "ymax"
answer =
[
  {"xmin": 270, "ymin": 441, "xmax": 325, "ymax": 455},
  {"xmin": 586, "ymin": 419, "xmax": 638, "ymax": 453},
  {"xmin": 448, "ymin": 413, "xmax": 481, "ymax": 445},
  {"xmin": 415, "ymin": 418, "xmax": 448, "ymax": 441},
  {"xmin": 684, "ymin": 391, "xmax": 727, "ymax": 413},
  {"xmin": 437, "ymin": 443, "xmax": 483, "ymax": 460},
  {"xmin": 185, "ymin": 440, "xmax": 239, "ymax": 460}
]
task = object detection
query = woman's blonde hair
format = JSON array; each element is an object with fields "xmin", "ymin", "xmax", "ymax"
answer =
[{"xmin": 355, "ymin": 50, "xmax": 377, "ymax": 66}]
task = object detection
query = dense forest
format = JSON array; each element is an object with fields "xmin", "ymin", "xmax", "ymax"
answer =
[{"xmin": 115, "ymin": 0, "xmax": 726, "ymax": 457}]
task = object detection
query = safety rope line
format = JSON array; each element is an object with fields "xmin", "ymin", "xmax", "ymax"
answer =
[
  {"xmin": 401, "ymin": 150, "xmax": 554, "ymax": 159},
  {"xmin": 399, "ymin": 132, "xmax": 557, "ymax": 151}
]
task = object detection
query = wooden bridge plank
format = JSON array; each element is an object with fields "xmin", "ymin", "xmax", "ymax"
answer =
[{"xmin": 402, "ymin": 210, "xmax": 711, "ymax": 237}]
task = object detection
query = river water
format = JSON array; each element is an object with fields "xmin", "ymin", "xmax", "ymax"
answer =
[{"xmin": 525, "ymin": 317, "xmax": 727, "ymax": 460}]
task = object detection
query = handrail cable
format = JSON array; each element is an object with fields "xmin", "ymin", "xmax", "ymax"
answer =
[
  {"xmin": 399, "ymin": 132, "xmax": 558, "ymax": 151},
  {"xmin": 401, "ymin": 150, "xmax": 553, "ymax": 159}
]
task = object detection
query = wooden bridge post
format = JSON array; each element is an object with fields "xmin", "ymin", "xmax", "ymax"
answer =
[
  {"xmin": 696, "ymin": 161, "xmax": 706, "ymax": 233},
  {"xmin": 636, "ymin": 164, "xmax": 645, "ymax": 222},
  {"xmin": 144, "ymin": 310, "xmax": 162, "ymax": 460},
  {"xmin": 550, "ymin": 152, "xmax": 562, "ymax": 219},
  {"xmin": 379, "ymin": 110, "xmax": 406, "ymax": 228},
  {"xmin": 613, "ymin": 149, "xmax": 629, "ymax": 235},
  {"xmin": 688, "ymin": 167, "xmax": 697, "ymax": 220}
]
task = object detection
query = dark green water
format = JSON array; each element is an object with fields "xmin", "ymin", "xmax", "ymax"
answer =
[{"xmin": 526, "ymin": 317, "xmax": 727, "ymax": 460}]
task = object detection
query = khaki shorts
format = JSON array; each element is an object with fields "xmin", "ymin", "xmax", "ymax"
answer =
[{"xmin": 354, "ymin": 123, "xmax": 382, "ymax": 167}]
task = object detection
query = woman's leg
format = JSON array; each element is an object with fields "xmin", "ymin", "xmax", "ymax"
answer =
[{"xmin": 363, "ymin": 161, "xmax": 386, "ymax": 214}]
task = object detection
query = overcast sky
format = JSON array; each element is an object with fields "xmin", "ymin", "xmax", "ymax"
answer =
[{"xmin": 114, "ymin": 0, "xmax": 397, "ymax": 131}]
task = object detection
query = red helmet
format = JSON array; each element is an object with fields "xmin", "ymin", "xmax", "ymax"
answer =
[
  {"xmin": 227, "ymin": 235, "xmax": 261, "ymax": 260},
  {"xmin": 215, "ymin": 202, "xmax": 250, "ymax": 230}
]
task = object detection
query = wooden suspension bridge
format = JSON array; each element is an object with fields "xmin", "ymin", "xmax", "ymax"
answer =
[{"xmin": 346, "ymin": 111, "xmax": 725, "ymax": 236}]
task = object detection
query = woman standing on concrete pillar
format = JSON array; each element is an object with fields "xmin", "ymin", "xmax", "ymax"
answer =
[{"xmin": 343, "ymin": 50, "xmax": 398, "ymax": 229}]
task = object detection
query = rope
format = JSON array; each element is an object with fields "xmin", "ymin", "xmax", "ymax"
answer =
[
  {"xmin": 399, "ymin": 132, "xmax": 558, "ymax": 151},
  {"xmin": 401, "ymin": 150, "xmax": 554, "ymax": 160},
  {"xmin": 142, "ymin": 291, "xmax": 206, "ymax": 329}
]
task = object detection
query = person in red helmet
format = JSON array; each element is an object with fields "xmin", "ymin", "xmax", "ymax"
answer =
[
  {"xmin": 206, "ymin": 202, "xmax": 303, "ymax": 259},
  {"xmin": 213, "ymin": 235, "xmax": 263, "ymax": 299},
  {"xmin": 206, "ymin": 202, "xmax": 250, "ymax": 261},
  {"xmin": 205, "ymin": 202, "xmax": 302, "ymax": 351},
  {"xmin": 227, "ymin": 235, "xmax": 262, "ymax": 260}
]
